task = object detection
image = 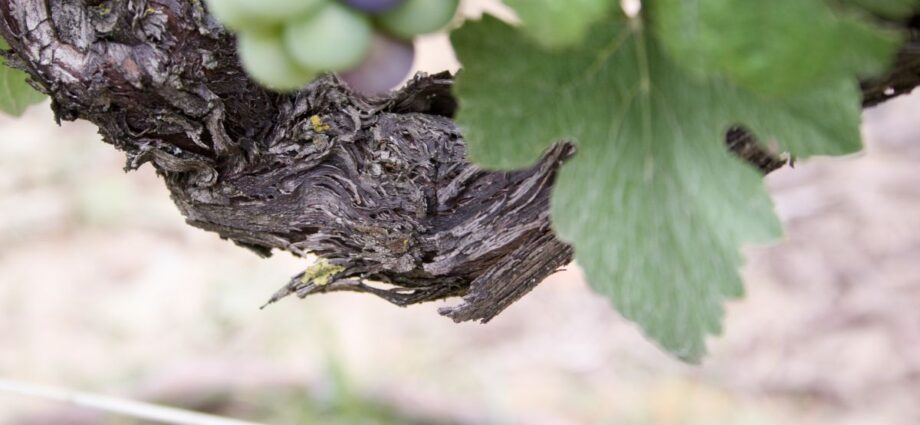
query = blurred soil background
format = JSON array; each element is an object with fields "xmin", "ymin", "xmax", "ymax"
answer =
[{"xmin": 1, "ymin": 1, "xmax": 919, "ymax": 424}]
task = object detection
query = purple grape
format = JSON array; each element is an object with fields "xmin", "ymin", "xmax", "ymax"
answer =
[
  {"xmin": 339, "ymin": 33, "xmax": 415, "ymax": 95},
  {"xmin": 343, "ymin": 0, "xmax": 406, "ymax": 14}
]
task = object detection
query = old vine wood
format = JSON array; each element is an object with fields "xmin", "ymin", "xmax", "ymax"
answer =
[{"xmin": 1, "ymin": 0, "xmax": 918, "ymax": 322}]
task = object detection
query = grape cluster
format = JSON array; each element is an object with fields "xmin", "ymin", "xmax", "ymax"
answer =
[{"xmin": 206, "ymin": 0, "xmax": 459, "ymax": 94}]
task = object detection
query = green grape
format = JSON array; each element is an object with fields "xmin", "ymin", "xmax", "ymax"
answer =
[
  {"xmin": 245, "ymin": 0, "xmax": 328, "ymax": 22},
  {"xmin": 205, "ymin": 0, "xmax": 328, "ymax": 30},
  {"xmin": 284, "ymin": 3, "xmax": 372, "ymax": 71},
  {"xmin": 205, "ymin": 0, "xmax": 262, "ymax": 31},
  {"xmin": 237, "ymin": 30, "xmax": 317, "ymax": 91},
  {"xmin": 377, "ymin": 0, "xmax": 459, "ymax": 39}
]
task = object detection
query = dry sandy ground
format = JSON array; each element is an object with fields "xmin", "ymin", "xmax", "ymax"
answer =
[{"xmin": 1, "ymin": 4, "xmax": 919, "ymax": 424}]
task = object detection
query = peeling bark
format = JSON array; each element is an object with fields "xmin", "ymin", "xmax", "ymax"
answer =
[{"xmin": 1, "ymin": 0, "xmax": 918, "ymax": 322}]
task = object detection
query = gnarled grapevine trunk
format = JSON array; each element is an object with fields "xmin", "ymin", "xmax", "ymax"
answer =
[{"xmin": 2, "ymin": 0, "xmax": 919, "ymax": 322}]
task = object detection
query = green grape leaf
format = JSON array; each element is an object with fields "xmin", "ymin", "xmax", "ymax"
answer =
[
  {"xmin": 503, "ymin": 0, "xmax": 613, "ymax": 49},
  {"xmin": 840, "ymin": 0, "xmax": 919, "ymax": 18},
  {"xmin": 0, "ymin": 38, "xmax": 46, "ymax": 117},
  {"xmin": 452, "ymin": 15, "xmax": 863, "ymax": 361},
  {"xmin": 651, "ymin": 0, "xmax": 905, "ymax": 95}
]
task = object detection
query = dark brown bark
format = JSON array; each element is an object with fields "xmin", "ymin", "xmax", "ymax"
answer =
[
  {"xmin": 1, "ymin": 0, "xmax": 918, "ymax": 322},
  {"xmin": 862, "ymin": 14, "xmax": 920, "ymax": 107}
]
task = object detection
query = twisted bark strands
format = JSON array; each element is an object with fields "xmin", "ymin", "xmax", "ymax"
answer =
[{"xmin": 0, "ymin": 0, "xmax": 573, "ymax": 321}]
